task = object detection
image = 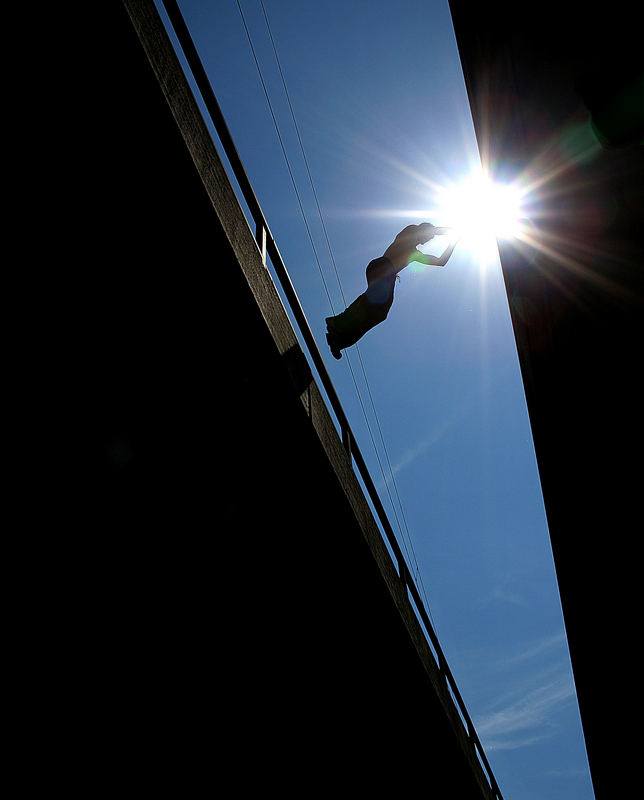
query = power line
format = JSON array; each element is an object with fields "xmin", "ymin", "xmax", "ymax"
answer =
[
  {"xmin": 238, "ymin": 0, "xmax": 435, "ymax": 627},
  {"xmin": 258, "ymin": 0, "xmax": 348, "ymax": 310},
  {"xmin": 246, "ymin": 0, "xmax": 433, "ymax": 624},
  {"xmin": 253, "ymin": 0, "xmax": 435, "ymax": 620},
  {"xmin": 234, "ymin": 0, "xmax": 335, "ymax": 312}
]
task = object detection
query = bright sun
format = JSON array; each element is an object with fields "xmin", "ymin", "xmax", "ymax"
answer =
[{"xmin": 435, "ymin": 173, "xmax": 524, "ymax": 263}]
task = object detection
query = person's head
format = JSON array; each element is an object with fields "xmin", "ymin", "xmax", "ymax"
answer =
[{"xmin": 419, "ymin": 222, "xmax": 436, "ymax": 240}]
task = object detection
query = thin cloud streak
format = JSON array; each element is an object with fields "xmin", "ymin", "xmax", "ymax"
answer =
[
  {"xmin": 467, "ymin": 632, "xmax": 578, "ymax": 754},
  {"xmin": 476, "ymin": 673, "xmax": 575, "ymax": 752},
  {"xmin": 387, "ymin": 400, "xmax": 471, "ymax": 480},
  {"xmin": 494, "ymin": 632, "xmax": 566, "ymax": 667}
]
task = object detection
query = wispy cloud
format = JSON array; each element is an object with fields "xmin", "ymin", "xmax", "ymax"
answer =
[
  {"xmin": 491, "ymin": 582, "xmax": 529, "ymax": 607},
  {"xmin": 546, "ymin": 767, "xmax": 590, "ymax": 779},
  {"xmin": 498, "ymin": 632, "xmax": 567, "ymax": 667},
  {"xmin": 469, "ymin": 632, "xmax": 577, "ymax": 753},
  {"xmin": 385, "ymin": 399, "xmax": 472, "ymax": 481},
  {"xmin": 477, "ymin": 673, "xmax": 575, "ymax": 752}
]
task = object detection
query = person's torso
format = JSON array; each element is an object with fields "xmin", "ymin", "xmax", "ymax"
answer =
[{"xmin": 382, "ymin": 224, "xmax": 426, "ymax": 269}]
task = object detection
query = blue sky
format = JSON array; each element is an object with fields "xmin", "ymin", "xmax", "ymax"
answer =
[{"xmin": 158, "ymin": 2, "xmax": 594, "ymax": 797}]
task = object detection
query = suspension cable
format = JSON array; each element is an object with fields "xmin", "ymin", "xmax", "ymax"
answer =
[
  {"xmin": 235, "ymin": 0, "xmax": 336, "ymax": 313},
  {"xmin": 246, "ymin": 0, "xmax": 434, "ymax": 623},
  {"xmin": 257, "ymin": 0, "xmax": 348, "ymax": 310}
]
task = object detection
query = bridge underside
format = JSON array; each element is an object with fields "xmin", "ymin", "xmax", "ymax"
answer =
[
  {"xmin": 449, "ymin": 2, "xmax": 643, "ymax": 797},
  {"xmin": 47, "ymin": 3, "xmax": 498, "ymax": 796}
]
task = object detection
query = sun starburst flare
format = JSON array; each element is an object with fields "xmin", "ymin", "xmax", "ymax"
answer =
[{"xmin": 433, "ymin": 172, "xmax": 527, "ymax": 266}]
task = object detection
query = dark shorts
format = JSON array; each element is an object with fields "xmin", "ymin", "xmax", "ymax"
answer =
[
  {"xmin": 325, "ymin": 257, "xmax": 396, "ymax": 351},
  {"xmin": 365, "ymin": 256, "xmax": 396, "ymax": 311}
]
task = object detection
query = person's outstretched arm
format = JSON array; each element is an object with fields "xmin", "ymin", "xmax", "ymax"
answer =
[{"xmin": 409, "ymin": 239, "xmax": 458, "ymax": 267}]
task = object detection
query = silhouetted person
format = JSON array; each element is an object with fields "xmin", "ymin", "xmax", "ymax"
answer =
[{"xmin": 325, "ymin": 223, "xmax": 458, "ymax": 358}]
